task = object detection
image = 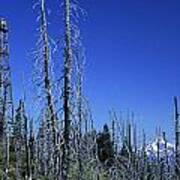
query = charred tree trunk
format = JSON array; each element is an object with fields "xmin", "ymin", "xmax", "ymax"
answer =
[
  {"xmin": 29, "ymin": 119, "xmax": 35, "ymax": 179},
  {"xmin": 76, "ymin": 52, "xmax": 84, "ymax": 180},
  {"xmin": 41, "ymin": 0, "xmax": 56, "ymax": 146},
  {"xmin": 2, "ymin": 84, "xmax": 9, "ymax": 180},
  {"xmin": 23, "ymin": 102, "xmax": 31, "ymax": 180},
  {"xmin": 174, "ymin": 97, "xmax": 180, "ymax": 178},
  {"xmin": 61, "ymin": 0, "xmax": 72, "ymax": 179},
  {"xmin": 40, "ymin": 0, "xmax": 57, "ymax": 177}
]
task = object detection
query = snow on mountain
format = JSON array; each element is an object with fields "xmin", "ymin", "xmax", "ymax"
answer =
[{"xmin": 145, "ymin": 136, "xmax": 175, "ymax": 160}]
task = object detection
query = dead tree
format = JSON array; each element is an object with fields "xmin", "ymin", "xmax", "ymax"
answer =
[
  {"xmin": 76, "ymin": 51, "xmax": 84, "ymax": 180},
  {"xmin": 111, "ymin": 111, "xmax": 115, "ymax": 153},
  {"xmin": 22, "ymin": 102, "xmax": 31, "ymax": 180},
  {"xmin": 37, "ymin": 118, "xmax": 47, "ymax": 177},
  {"xmin": 60, "ymin": 0, "xmax": 73, "ymax": 179},
  {"xmin": 140, "ymin": 130, "xmax": 147, "ymax": 180},
  {"xmin": 29, "ymin": 118, "xmax": 36, "ymax": 179},
  {"xmin": 40, "ymin": 0, "xmax": 56, "ymax": 147},
  {"xmin": 40, "ymin": 0, "xmax": 57, "ymax": 177},
  {"xmin": 0, "ymin": 18, "xmax": 13, "ymax": 180},
  {"xmin": 174, "ymin": 97, "xmax": 180, "ymax": 178},
  {"xmin": 14, "ymin": 101, "xmax": 23, "ymax": 180},
  {"xmin": 33, "ymin": 0, "xmax": 57, "ymax": 178}
]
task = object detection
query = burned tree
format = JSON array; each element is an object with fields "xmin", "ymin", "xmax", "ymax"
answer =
[
  {"xmin": 174, "ymin": 96, "xmax": 180, "ymax": 178},
  {"xmin": 29, "ymin": 118, "xmax": 36, "ymax": 179},
  {"xmin": 76, "ymin": 51, "xmax": 84, "ymax": 180},
  {"xmin": 0, "ymin": 18, "xmax": 13, "ymax": 180},
  {"xmin": 60, "ymin": 0, "xmax": 73, "ymax": 179},
  {"xmin": 32, "ymin": 0, "xmax": 58, "ymax": 178},
  {"xmin": 40, "ymin": 0, "xmax": 56, "ymax": 147},
  {"xmin": 13, "ymin": 100, "xmax": 31, "ymax": 180}
]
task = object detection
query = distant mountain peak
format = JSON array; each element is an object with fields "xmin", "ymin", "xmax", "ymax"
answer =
[{"xmin": 146, "ymin": 135, "xmax": 174, "ymax": 158}]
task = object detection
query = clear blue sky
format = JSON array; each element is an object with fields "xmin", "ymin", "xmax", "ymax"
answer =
[{"xmin": 0, "ymin": 0, "xmax": 180, "ymax": 140}]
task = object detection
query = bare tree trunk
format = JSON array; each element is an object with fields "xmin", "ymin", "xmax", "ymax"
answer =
[
  {"xmin": 14, "ymin": 101, "xmax": 22, "ymax": 180},
  {"xmin": 2, "ymin": 85, "xmax": 9, "ymax": 180},
  {"xmin": 61, "ymin": 0, "xmax": 72, "ymax": 179},
  {"xmin": 111, "ymin": 112, "xmax": 115, "ymax": 153},
  {"xmin": 141, "ymin": 130, "xmax": 147, "ymax": 180},
  {"xmin": 0, "ymin": 18, "xmax": 13, "ymax": 180},
  {"xmin": 40, "ymin": 0, "xmax": 57, "ymax": 178},
  {"xmin": 37, "ymin": 119, "xmax": 47, "ymax": 177},
  {"xmin": 76, "ymin": 53, "xmax": 84, "ymax": 180},
  {"xmin": 29, "ymin": 119, "xmax": 35, "ymax": 180},
  {"xmin": 22, "ymin": 102, "xmax": 31, "ymax": 180},
  {"xmin": 41, "ymin": 0, "xmax": 56, "ymax": 146},
  {"xmin": 3, "ymin": 130, "xmax": 9, "ymax": 180},
  {"xmin": 174, "ymin": 97, "xmax": 180, "ymax": 178}
]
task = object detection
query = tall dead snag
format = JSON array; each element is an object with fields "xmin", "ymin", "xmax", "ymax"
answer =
[
  {"xmin": 162, "ymin": 131, "xmax": 168, "ymax": 176},
  {"xmin": 14, "ymin": 100, "xmax": 31, "ymax": 180},
  {"xmin": 22, "ymin": 102, "xmax": 31, "ymax": 180},
  {"xmin": 29, "ymin": 118, "xmax": 36, "ymax": 179},
  {"xmin": 40, "ymin": 0, "xmax": 56, "ymax": 146},
  {"xmin": 156, "ymin": 128, "xmax": 160, "ymax": 165},
  {"xmin": 111, "ymin": 111, "xmax": 115, "ymax": 153},
  {"xmin": 61, "ymin": 0, "xmax": 72, "ymax": 179},
  {"xmin": 141, "ymin": 130, "xmax": 147, "ymax": 180},
  {"xmin": 76, "ymin": 51, "xmax": 84, "ymax": 180},
  {"xmin": 14, "ymin": 101, "xmax": 23, "ymax": 180},
  {"xmin": 33, "ymin": 0, "xmax": 57, "ymax": 177},
  {"xmin": 174, "ymin": 97, "xmax": 180, "ymax": 177},
  {"xmin": 0, "ymin": 18, "xmax": 13, "ymax": 180},
  {"xmin": 110, "ymin": 110, "xmax": 118, "ymax": 154},
  {"xmin": 37, "ymin": 118, "xmax": 47, "ymax": 177},
  {"xmin": 133, "ymin": 123, "xmax": 138, "ymax": 178},
  {"xmin": 2, "ymin": 85, "xmax": 9, "ymax": 180}
]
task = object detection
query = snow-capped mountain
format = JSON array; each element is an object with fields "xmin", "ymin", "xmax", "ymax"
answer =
[{"xmin": 145, "ymin": 136, "xmax": 175, "ymax": 160}]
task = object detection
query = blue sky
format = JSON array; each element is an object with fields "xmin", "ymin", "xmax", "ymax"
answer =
[{"xmin": 0, "ymin": 0, "xmax": 180, "ymax": 140}]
